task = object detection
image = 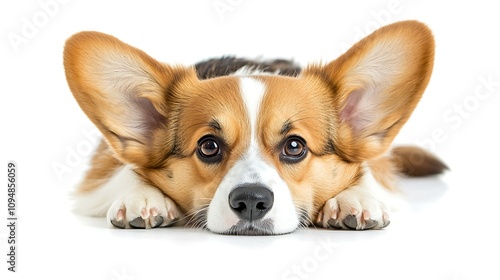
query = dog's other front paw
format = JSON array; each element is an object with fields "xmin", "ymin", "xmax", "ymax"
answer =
[
  {"xmin": 317, "ymin": 186, "xmax": 390, "ymax": 230},
  {"xmin": 107, "ymin": 185, "xmax": 181, "ymax": 229}
]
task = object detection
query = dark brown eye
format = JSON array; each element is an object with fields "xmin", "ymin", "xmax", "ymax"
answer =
[
  {"xmin": 280, "ymin": 136, "xmax": 307, "ymax": 163},
  {"xmin": 197, "ymin": 136, "xmax": 223, "ymax": 164},
  {"xmin": 200, "ymin": 139, "xmax": 219, "ymax": 156}
]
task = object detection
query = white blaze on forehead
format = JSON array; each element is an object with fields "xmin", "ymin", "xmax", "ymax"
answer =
[{"xmin": 238, "ymin": 77, "xmax": 266, "ymax": 141}]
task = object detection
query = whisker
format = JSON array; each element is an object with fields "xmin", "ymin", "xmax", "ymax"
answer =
[
  {"xmin": 177, "ymin": 197, "xmax": 213, "ymax": 228},
  {"xmin": 184, "ymin": 205, "xmax": 209, "ymax": 229},
  {"xmin": 296, "ymin": 206, "xmax": 316, "ymax": 230}
]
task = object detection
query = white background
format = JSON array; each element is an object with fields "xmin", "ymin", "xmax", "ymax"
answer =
[{"xmin": 1, "ymin": 1, "xmax": 500, "ymax": 279}]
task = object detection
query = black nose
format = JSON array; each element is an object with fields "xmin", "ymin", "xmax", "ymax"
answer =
[{"xmin": 228, "ymin": 184, "xmax": 274, "ymax": 222}]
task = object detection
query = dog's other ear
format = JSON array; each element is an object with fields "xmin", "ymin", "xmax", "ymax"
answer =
[
  {"xmin": 64, "ymin": 31, "xmax": 191, "ymax": 167},
  {"xmin": 309, "ymin": 21, "xmax": 435, "ymax": 162}
]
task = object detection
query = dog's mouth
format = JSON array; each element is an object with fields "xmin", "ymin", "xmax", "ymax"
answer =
[
  {"xmin": 188, "ymin": 207, "xmax": 277, "ymax": 235},
  {"xmin": 223, "ymin": 219, "xmax": 275, "ymax": 236}
]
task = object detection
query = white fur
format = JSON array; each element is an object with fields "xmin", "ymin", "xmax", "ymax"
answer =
[
  {"xmin": 321, "ymin": 167, "xmax": 406, "ymax": 229},
  {"xmin": 232, "ymin": 66, "xmax": 280, "ymax": 76},
  {"xmin": 238, "ymin": 77, "xmax": 265, "ymax": 139},
  {"xmin": 72, "ymin": 165, "xmax": 136, "ymax": 217},
  {"xmin": 206, "ymin": 77, "xmax": 299, "ymax": 234},
  {"xmin": 92, "ymin": 52, "xmax": 162, "ymax": 139},
  {"xmin": 343, "ymin": 40, "xmax": 406, "ymax": 132},
  {"xmin": 73, "ymin": 165, "xmax": 180, "ymax": 228}
]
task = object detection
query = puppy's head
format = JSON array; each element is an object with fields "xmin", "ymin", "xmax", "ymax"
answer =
[{"xmin": 64, "ymin": 21, "xmax": 434, "ymax": 235}]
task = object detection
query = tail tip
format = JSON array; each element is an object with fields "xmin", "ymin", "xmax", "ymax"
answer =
[{"xmin": 392, "ymin": 146, "xmax": 448, "ymax": 177}]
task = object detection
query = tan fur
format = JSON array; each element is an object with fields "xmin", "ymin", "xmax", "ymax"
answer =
[
  {"xmin": 305, "ymin": 21, "xmax": 435, "ymax": 162},
  {"xmin": 64, "ymin": 31, "xmax": 194, "ymax": 168},
  {"xmin": 391, "ymin": 146, "xmax": 449, "ymax": 177},
  {"xmin": 368, "ymin": 155, "xmax": 398, "ymax": 191},
  {"xmin": 77, "ymin": 140, "xmax": 123, "ymax": 193},
  {"xmin": 256, "ymin": 75, "xmax": 363, "ymax": 218},
  {"xmin": 65, "ymin": 21, "xmax": 443, "ymax": 226},
  {"xmin": 135, "ymin": 76, "xmax": 251, "ymax": 213}
]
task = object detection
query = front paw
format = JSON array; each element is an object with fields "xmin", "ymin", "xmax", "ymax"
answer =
[
  {"xmin": 107, "ymin": 186, "xmax": 181, "ymax": 229},
  {"xmin": 317, "ymin": 186, "xmax": 390, "ymax": 230}
]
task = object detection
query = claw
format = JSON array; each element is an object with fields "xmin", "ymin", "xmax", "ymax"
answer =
[
  {"xmin": 364, "ymin": 219, "xmax": 378, "ymax": 229},
  {"xmin": 382, "ymin": 219, "xmax": 391, "ymax": 228},
  {"xmin": 327, "ymin": 218, "xmax": 342, "ymax": 229},
  {"xmin": 111, "ymin": 209, "xmax": 127, "ymax": 229},
  {"xmin": 111, "ymin": 219, "xmax": 126, "ymax": 229},
  {"xmin": 343, "ymin": 215, "xmax": 358, "ymax": 229},
  {"xmin": 129, "ymin": 217, "xmax": 146, "ymax": 228},
  {"xmin": 362, "ymin": 210, "xmax": 379, "ymax": 229},
  {"xmin": 381, "ymin": 212, "xmax": 390, "ymax": 228},
  {"xmin": 343, "ymin": 214, "xmax": 379, "ymax": 230},
  {"xmin": 150, "ymin": 215, "xmax": 164, "ymax": 228}
]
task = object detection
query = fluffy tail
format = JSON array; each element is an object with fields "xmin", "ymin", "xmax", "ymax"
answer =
[{"xmin": 391, "ymin": 146, "xmax": 448, "ymax": 177}]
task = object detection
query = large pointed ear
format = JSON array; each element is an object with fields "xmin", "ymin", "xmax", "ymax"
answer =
[
  {"xmin": 63, "ymin": 31, "xmax": 191, "ymax": 167},
  {"xmin": 309, "ymin": 21, "xmax": 435, "ymax": 162}
]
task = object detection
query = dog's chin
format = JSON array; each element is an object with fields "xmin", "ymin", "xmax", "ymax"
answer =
[{"xmin": 220, "ymin": 219, "xmax": 282, "ymax": 236}]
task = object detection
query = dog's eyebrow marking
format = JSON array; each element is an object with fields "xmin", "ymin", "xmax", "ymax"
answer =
[
  {"xmin": 280, "ymin": 121, "xmax": 293, "ymax": 135},
  {"xmin": 279, "ymin": 110, "xmax": 309, "ymax": 136},
  {"xmin": 208, "ymin": 119, "xmax": 222, "ymax": 131}
]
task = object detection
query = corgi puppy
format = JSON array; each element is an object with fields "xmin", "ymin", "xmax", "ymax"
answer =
[{"xmin": 64, "ymin": 20, "xmax": 447, "ymax": 235}]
